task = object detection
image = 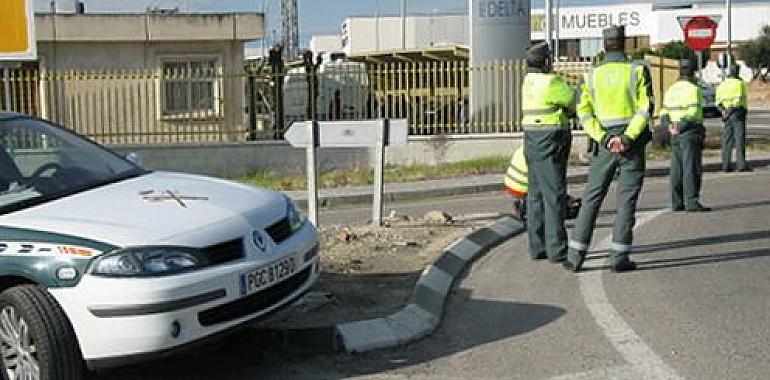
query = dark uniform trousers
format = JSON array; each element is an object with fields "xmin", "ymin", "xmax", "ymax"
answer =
[
  {"xmin": 568, "ymin": 130, "xmax": 645, "ymax": 265},
  {"xmin": 671, "ymin": 124, "xmax": 705, "ymax": 209},
  {"xmin": 722, "ymin": 110, "xmax": 747, "ymax": 171},
  {"xmin": 525, "ymin": 129, "xmax": 571, "ymax": 261}
]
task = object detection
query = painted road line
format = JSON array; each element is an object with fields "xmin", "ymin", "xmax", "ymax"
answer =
[{"xmin": 578, "ymin": 209, "xmax": 682, "ymax": 380}]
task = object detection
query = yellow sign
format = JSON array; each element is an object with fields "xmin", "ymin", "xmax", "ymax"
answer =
[{"xmin": 0, "ymin": 0, "xmax": 36, "ymax": 60}]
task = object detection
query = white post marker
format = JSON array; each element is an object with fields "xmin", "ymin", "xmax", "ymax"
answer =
[
  {"xmin": 285, "ymin": 119, "xmax": 408, "ymax": 227},
  {"xmin": 305, "ymin": 120, "xmax": 319, "ymax": 226}
]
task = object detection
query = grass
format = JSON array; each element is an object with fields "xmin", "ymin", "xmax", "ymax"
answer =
[
  {"xmin": 237, "ymin": 156, "xmax": 510, "ymax": 191},
  {"xmin": 238, "ymin": 137, "xmax": 770, "ymax": 191}
]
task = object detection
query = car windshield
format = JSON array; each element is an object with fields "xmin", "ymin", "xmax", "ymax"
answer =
[{"xmin": 0, "ymin": 117, "xmax": 145, "ymax": 214}]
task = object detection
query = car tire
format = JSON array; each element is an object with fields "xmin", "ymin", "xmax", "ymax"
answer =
[{"xmin": 0, "ymin": 285, "xmax": 84, "ymax": 380}]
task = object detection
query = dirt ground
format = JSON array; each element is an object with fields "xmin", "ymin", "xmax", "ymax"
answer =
[
  {"xmin": 748, "ymin": 81, "xmax": 770, "ymax": 108},
  {"xmin": 259, "ymin": 211, "xmax": 501, "ymax": 330}
]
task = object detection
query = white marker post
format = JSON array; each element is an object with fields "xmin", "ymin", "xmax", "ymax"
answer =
[
  {"xmin": 285, "ymin": 119, "xmax": 408, "ymax": 227},
  {"xmin": 305, "ymin": 120, "xmax": 319, "ymax": 226}
]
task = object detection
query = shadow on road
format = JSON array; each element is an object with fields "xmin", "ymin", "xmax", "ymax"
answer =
[
  {"xmin": 637, "ymin": 247, "xmax": 770, "ymax": 271},
  {"xmin": 92, "ymin": 289, "xmax": 565, "ymax": 380},
  {"xmin": 632, "ymin": 230, "xmax": 770, "ymax": 255}
]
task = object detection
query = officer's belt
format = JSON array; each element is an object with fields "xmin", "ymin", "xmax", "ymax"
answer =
[
  {"xmin": 522, "ymin": 123, "xmax": 569, "ymax": 131},
  {"xmin": 522, "ymin": 106, "xmax": 561, "ymax": 116},
  {"xmin": 664, "ymin": 103, "xmax": 699, "ymax": 111},
  {"xmin": 600, "ymin": 117, "xmax": 632, "ymax": 128}
]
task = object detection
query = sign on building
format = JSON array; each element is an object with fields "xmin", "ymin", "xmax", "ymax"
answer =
[{"xmin": 0, "ymin": 0, "xmax": 36, "ymax": 61}]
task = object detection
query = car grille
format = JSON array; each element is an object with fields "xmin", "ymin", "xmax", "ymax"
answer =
[
  {"xmin": 265, "ymin": 217, "xmax": 293, "ymax": 244},
  {"xmin": 197, "ymin": 267, "xmax": 312, "ymax": 327},
  {"xmin": 202, "ymin": 239, "xmax": 244, "ymax": 266}
]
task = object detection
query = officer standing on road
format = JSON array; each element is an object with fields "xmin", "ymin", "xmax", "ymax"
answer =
[
  {"xmin": 521, "ymin": 42, "xmax": 575, "ymax": 262},
  {"xmin": 660, "ymin": 59, "xmax": 711, "ymax": 212},
  {"xmin": 717, "ymin": 64, "xmax": 750, "ymax": 172},
  {"xmin": 564, "ymin": 26, "xmax": 653, "ymax": 273}
]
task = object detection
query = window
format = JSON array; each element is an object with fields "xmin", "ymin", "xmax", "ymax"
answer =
[{"xmin": 162, "ymin": 59, "xmax": 219, "ymax": 116}]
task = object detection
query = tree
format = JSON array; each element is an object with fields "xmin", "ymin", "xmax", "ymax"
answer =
[
  {"xmin": 738, "ymin": 25, "xmax": 770, "ymax": 81},
  {"xmin": 655, "ymin": 41, "xmax": 710, "ymax": 69}
]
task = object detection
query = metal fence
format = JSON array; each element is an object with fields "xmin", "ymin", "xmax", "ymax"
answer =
[{"xmin": 0, "ymin": 59, "xmax": 594, "ymax": 145}]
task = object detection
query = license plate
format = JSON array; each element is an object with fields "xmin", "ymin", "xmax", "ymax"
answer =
[{"xmin": 240, "ymin": 256, "xmax": 297, "ymax": 296}]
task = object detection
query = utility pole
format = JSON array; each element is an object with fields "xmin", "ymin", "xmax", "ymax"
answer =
[
  {"xmin": 554, "ymin": 0, "xmax": 560, "ymax": 59},
  {"xmin": 375, "ymin": 0, "xmax": 380, "ymax": 51},
  {"xmin": 545, "ymin": 0, "xmax": 552, "ymax": 53},
  {"xmin": 726, "ymin": 0, "xmax": 732, "ymax": 71},
  {"xmin": 401, "ymin": 0, "xmax": 407, "ymax": 49},
  {"xmin": 281, "ymin": 0, "xmax": 299, "ymax": 60}
]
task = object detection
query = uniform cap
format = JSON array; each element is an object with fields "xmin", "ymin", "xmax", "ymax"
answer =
[
  {"xmin": 527, "ymin": 42, "xmax": 551, "ymax": 61},
  {"xmin": 602, "ymin": 25, "xmax": 625, "ymax": 41}
]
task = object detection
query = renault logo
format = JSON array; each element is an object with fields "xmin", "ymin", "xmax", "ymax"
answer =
[{"xmin": 252, "ymin": 231, "xmax": 266, "ymax": 252}]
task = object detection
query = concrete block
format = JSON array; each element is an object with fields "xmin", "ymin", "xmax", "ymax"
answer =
[
  {"xmin": 386, "ymin": 305, "xmax": 437, "ymax": 344},
  {"xmin": 446, "ymin": 238, "xmax": 483, "ymax": 261},
  {"xmin": 432, "ymin": 251, "xmax": 468, "ymax": 277},
  {"xmin": 408, "ymin": 283, "xmax": 446, "ymax": 318},
  {"xmin": 416, "ymin": 265, "xmax": 454, "ymax": 296},
  {"xmin": 335, "ymin": 318, "xmax": 398, "ymax": 353}
]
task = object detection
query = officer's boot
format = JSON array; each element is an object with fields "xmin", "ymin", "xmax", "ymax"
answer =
[{"xmin": 609, "ymin": 253, "xmax": 636, "ymax": 273}]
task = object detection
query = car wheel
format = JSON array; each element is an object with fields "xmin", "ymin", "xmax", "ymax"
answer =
[{"xmin": 0, "ymin": 285, "xmax": 84, "ymax": 380}]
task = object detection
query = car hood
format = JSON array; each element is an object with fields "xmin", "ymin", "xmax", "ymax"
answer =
[{"xmin": 0, "ymin": 172, "xmax": 287, "ymax": 248}]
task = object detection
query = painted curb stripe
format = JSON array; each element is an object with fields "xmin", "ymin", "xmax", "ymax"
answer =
[{"xmin": 336, "ymin": 217, "xmax": 526, "ymax": 353}]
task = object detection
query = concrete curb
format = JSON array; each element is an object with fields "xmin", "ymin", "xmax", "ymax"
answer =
[
  {"xmin": 291, "ymin": 156, "xmax": 770, "ymax": 209},
  {"xmin": 333, "ymin": 216, "xmax": 526, "ymax": 353}
]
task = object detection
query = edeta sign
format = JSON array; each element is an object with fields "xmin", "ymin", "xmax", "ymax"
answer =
[
  {"xmin": 531, "ymin": 4, "xmax": 652, "ymax": 39},
  {"xmin": 0, "ymin": 0, "xmax": 36, "ymax": 61}
]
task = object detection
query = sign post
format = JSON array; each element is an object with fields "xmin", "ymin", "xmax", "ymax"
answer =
[
  {"xmin": 677, "ymin": 15, "xmax": 720, "ymax": 78},
  {"xmin": 286, "ymin": 119, "xmax": 408, "ymax": 227}
]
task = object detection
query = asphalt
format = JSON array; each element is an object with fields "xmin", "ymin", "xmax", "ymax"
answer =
[{"xmin": 96, "ymin": 161, "xmax": 770, "ymax": 380}]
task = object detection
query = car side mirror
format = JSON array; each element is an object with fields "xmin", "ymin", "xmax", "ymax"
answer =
[{"xmin": 125, "ymin": 152, "xmax": 143, "ymax": 167}]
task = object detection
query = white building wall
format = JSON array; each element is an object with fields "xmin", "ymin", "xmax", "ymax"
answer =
[
  {"xmin": 335, "ymin": 3, "xmax": 770, "ymax": 56},
  {"xmin": 310, "ymin": 34, "xmax": 342, "ymax": 56},
  {"xmin": 342, "ymin": 14, "xmax": 468, "ymax": 55}
]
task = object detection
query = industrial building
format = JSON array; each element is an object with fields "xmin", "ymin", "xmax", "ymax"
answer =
[{"xmin": 312, "ymin": 2, "xmax": 770, "ymax": 59}]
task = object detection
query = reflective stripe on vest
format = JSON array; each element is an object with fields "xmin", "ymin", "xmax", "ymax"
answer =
[{"xmin": 522, "ymin": 105, "xmax": 561, "ymax": 116}]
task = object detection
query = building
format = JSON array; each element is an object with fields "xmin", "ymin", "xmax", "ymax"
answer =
[
  {"xmin": 310, "ymin": 34, "xmax": 343, "ymax": 58},
  {"xmin": 1, "ymin": 11, "xmax": 264, "ymax": 144},
  {"xmin": 336, "ymin": 2, "xmax": 770, "ymax": 58}
]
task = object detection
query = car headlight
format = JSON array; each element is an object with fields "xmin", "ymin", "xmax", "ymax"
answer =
[
  {"xmin": 89, "ymin": 247, "xmax": 209, "ymax": 277},
  {"xmin": 285, "ymin": 196, "xmax": 306, "ymax": 232}
]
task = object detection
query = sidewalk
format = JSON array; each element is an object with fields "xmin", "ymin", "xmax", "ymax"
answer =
[{"xmin": 287, "ymin": 155, "xmax": 770, "ymax": 208}]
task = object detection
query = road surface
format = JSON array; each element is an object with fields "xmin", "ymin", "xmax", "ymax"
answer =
[{"xmin": 96, "ymin": 166, "xmax": 770, "ymax": 379}]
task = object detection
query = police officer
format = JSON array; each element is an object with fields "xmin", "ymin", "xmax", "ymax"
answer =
[
  {"xmin": 660, "ymin": 60, "xmax": 710, "ymax": 212},
  {"xmin": 504, "ymin": 146, "xmax": 529, "ymax": 221},
  {"xmin": 521, "ymin": 42, "xmax": 575, "ymax": 262},
  {"xmin": 564, "ymin": 25, "xmax": 653, "ymax": 273},
  {"xmin": 717, "ymin": 64, "xmax": 749, "ymax": 172}
]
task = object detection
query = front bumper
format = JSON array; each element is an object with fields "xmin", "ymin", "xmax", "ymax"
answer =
[{"xmin": 48, "ymin": 223, "xmax": 320, "ymax": 367}]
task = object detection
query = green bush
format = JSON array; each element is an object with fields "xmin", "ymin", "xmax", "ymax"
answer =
[{"xmin": 738, "ymin": 25, "xmax": 770, "ymax": 81}]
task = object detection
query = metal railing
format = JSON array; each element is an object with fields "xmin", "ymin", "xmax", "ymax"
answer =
[{"xmin": 0, "ymin": 59, "xmax": 595, "ymax": 145}]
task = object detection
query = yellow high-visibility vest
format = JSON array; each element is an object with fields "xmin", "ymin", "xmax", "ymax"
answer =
[
  {"xmin": 716, "ymin": 77, "xmax": 748, "ymax": 109},
  {"xmin": 521, "ymin": 72, "xmax": 574, "ymax": 131},
  {"xmin": 577, "ymin": 60, "xmax": 651, "ymax": 143},
  {"xmin": 504, "ymin": 146, "xmax": 528, "ymax": 197},
  {"xmin": 660, "ymin": 79, "xmax": 703, "ymax": 123}
]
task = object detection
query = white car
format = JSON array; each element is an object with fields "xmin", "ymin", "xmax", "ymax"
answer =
[{"xmin": 0, "ymin": 113, "xmax": 319, "ymax": 379}]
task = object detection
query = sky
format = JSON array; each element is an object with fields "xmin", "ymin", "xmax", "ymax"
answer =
[{"xmin": 33, "ymin": 0, "xmax": 764, "ymax": 47}]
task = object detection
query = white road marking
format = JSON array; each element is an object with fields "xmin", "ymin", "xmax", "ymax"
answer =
[
  {"xmin": 549, "ymin": 365, "xmax": 639, "ymax": 380},
  {"xmin": 576, "ymin": 209, "xmax": 682, "ymax": 380}
]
